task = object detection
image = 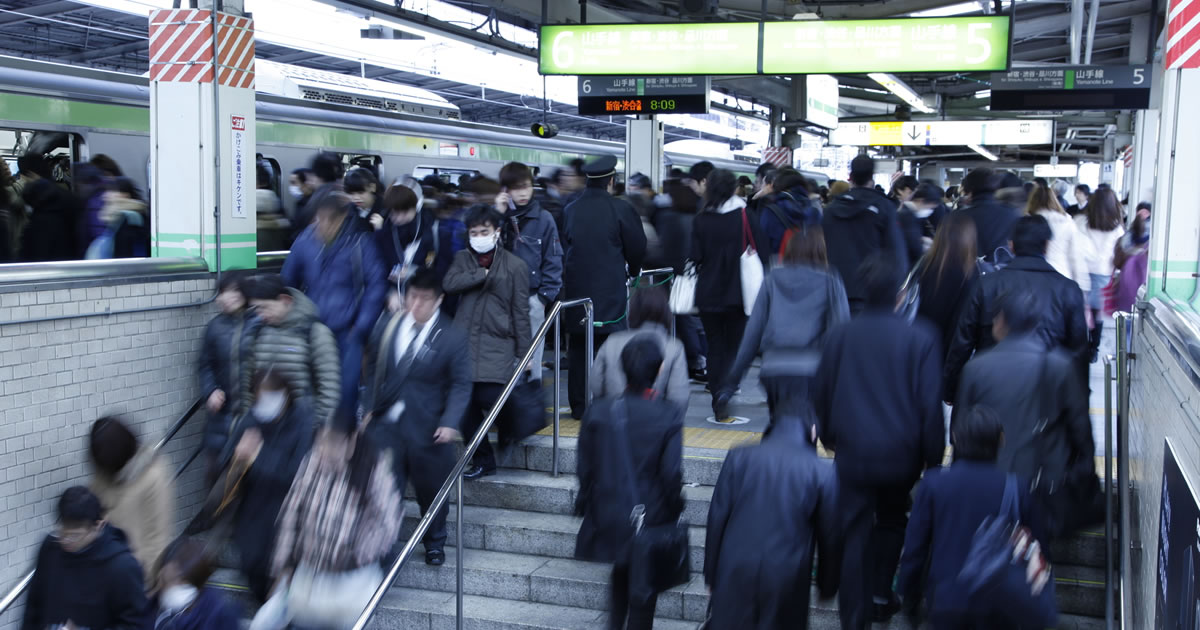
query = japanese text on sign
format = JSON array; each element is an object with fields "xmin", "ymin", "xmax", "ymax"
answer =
[{"xmin": 231, "ymin": 115, "xmax": 247, "ymax": 219}]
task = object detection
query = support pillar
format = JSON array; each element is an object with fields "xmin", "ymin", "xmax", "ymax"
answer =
[
  {"xmin": 1148, "ymin": 68, "xmax": 1200, "ymax": 300},
  {"xmin": 625, "ymin": 117, "xmax": 665, "ymax": 192},
  {"xmin": 1130, "ymin": 109, "xmax": 1159, "ymax": 206},
  {"xmin": 148, "ymin": 2, "xmax": 257, "ymax": 271}
]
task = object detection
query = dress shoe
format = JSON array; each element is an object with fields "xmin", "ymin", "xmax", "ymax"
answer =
[
  {"xmin": 689, "ymin": 368, "xmax": 708, "ymax": 384},
  {"xmin": 712, "ymin": 389, "xmax": 733, "ymax": 420},
  {"xmin": 425, "ymin": 549, "xmax": 445, "ymax": 566},
  {"xmin": 872, "ymin": 594, "xmax": 902, "ymax": 623},
  {"xmin": 463, "ymin": 465, "xmax": 496, "ymax": 480}
]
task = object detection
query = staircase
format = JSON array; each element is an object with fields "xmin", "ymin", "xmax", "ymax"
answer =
[{"xmin": 213, "ymin": 432, "xmax": 1113, "ymax": 629}]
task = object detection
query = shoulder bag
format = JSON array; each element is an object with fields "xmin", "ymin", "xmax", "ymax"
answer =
[
  {"xmin": 669, "ymin": 261, "xmax": 698, "ymax": 315},
  {"xmin": 739, "ymin": 209, "xmax": 764, "ymax": 317},
  {"xmin": 957, "ymin": 475, "xmax": 1058, "ymax": 627},
  {"xmin": 612, "ymin": 398, "xmax": 691, "ymax": 607}
]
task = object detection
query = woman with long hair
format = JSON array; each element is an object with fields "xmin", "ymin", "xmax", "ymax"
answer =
[
  {"xmin": 915, "ymin": 212, "xmax": 980, "ymax": 350},
  {"xmin": 690, "ymin": 169, "xmax": 769, "ymax": 409},
  {"xmin": 1075, "ymin": 187, "xmax": 1125, "ymax": 361},
  {"xmin": 1025, "ymin": 183, "xmax": 1090, "ymax": 291},
  {"xmin": 716, "ymin": 225, "xmax": 850, "ymax": 425}
]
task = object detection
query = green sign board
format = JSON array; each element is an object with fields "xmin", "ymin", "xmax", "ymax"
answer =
[
  {"xmin": 763, "ymin": 17, "xmax": 1010, "ymax": 74},
  {"xmin": 539, "ymin": 22, "xmax": 761, "ymax": 75},
  {"xmin": 539, "ymin": 17, "xmax": 1011, "ymax": 76}
]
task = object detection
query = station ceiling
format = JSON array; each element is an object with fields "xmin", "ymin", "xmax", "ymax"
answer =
[{"xmin": 0, "ymin": 0, "xmax": 1168, "ymax": 162}]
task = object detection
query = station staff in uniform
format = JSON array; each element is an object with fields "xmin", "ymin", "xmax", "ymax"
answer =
[
  {"xmin": 562, "ymin": 155, "xmax": 647, "ymax": 420},
  {"xmin": 362, "ymin": 268, "xmax": 472, "ymax": 567}
]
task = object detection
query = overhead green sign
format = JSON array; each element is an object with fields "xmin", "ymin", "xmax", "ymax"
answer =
[
  {"xmin": 539, "ymin": 23, "xmax": 760, "ymax": 75},
  {"xmin": 539, "ymin": 17, "xmax": 1011, "ymax": 76},
  {"xmin": 762, "ymin": 17, "xmax": 1011, "ymax": 74}
]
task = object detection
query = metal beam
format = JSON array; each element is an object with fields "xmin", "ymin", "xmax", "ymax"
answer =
[
  {"xmin": 265, "ymin": 51, "xmax": 322, "ymax": 64},
  {"xmin": 316, "ymin": 0, "xmax": 536, "ymax": 59},
  {"xmin": 60, "ymin": 40, "xmax": 147, "ymax": 62},
  {"xmin": 1016, "ymin": 35, "xmax": 1128, "ymax": 61},
  {"xmin": 1015, "ymin": 1, "xmax": 1150, "ymax": 39},
  {"xmin": 712, "ymin": 76, "xmax": 791, "ymax": 109},
  {"xmin": 0, "ymin": 1, "xmax": 82, "ymax": 26}
]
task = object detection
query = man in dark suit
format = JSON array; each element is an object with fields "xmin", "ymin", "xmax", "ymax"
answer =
[
  {"xmin": 562, "ymin": 155, "xmax": 647, "ymax": 420},
  {"xmin": 363, "ymin": 267, "xmax": 472, "ymax": 566},
  {"xmin": 812, "ymin": 254, "xmax": 945, "ymax": 629}
]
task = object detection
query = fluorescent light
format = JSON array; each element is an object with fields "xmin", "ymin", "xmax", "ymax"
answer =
[
  {"xmin": 910, "ymin": 2, "xmax": 982, "ymax": 16},
  {"xmin": 868, "ymin": 72, "xmax": 936, "ymax": 114},
  {"xmin": 975, "ymin": 89, "xmax": 992, "ymax": 99},
  {"xmin": 968, "ymin": 143, "xmax": 999, "ymax": 161}
]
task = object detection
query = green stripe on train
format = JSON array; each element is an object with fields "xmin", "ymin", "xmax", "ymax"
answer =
[{"xmin": 0, "ymin": 92, "xmax": 600, "ymax": 167}]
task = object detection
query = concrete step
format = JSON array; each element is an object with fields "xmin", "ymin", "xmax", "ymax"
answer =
[
  {"xmin": 399, "ymin": 501, "xmax": 710, "ymax": 573},
  {"xmin": 208, "ymin": 568, "xmax": 1107, "ymax": 630},
  {"xmin": 505, "ymin": 434, "xmax": 729, "ymax": 486},
  {"xmin": 411, "ymin": 468, "xmax": 714, "ymax": 525}
]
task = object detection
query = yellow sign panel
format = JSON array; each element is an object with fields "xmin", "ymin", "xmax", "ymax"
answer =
[{"xmin": 867, "ymin": 122, "xmax": 904, "ymax": 146}]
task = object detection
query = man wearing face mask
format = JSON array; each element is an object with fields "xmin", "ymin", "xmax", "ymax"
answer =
[
  {"xmin": 363, "ymin": 268, "xmax": 471, "ymax": 565},
  {"xmin": 496, "ymin": 161, "xmax": 563, "ymax": 384},
  {"xmin": 898, "ymin": 183, "xmax": 945, "ymax": 264},
  {"xmin": 444, "ymin": 206, "xmax": 532, "ymax": 480},
  {"xmin": 222, "ymin": 369, "xmax": 314, "ymax": 602},
  {"xmin": 22, "ymin": 486, "xmax": 148, "ymax": 630}
]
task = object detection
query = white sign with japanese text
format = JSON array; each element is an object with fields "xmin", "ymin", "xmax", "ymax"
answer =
[{"xmin": 231, "ymin": 115, "xmax": 247, "ymax": 219}]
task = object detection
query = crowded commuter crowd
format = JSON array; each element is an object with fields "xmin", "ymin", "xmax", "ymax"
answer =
[{"xmin": 17, "ymin": 149, "xmax": 1151, "ymax": 630}]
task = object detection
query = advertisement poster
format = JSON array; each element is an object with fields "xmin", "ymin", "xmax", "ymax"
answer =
[{"xmin": 1155, "ymin": 439, "xmax": 1200, "ymax": 628}]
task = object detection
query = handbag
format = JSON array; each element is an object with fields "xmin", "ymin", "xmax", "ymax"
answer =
[
  {"xmin": 1101, "ymin": 273, "xmax": 1120, "ymax": 317},
  {"xmin": 898, "ymin": 261, "xmax": 922, "ymax": 323},
  {"xmin": 739, "ymin": 209, "xmax": 765, "ymax": 317},
  {"xmin": 957, "ymin": 475, "xmax": 1058, "ymax": 628},
  {"xmin": 611, "ymin": 398, "xmax": 690, "ymax": 607},
  {"xmin": 500, "ymin": 375, "xmax": 548, "ymax": 446},
  {"xmin": 287, "ymin": 563, "xmax": 383, "ymax": 629},
  {"xmin": 669, "ymin": 262, "xmax": 698, "ymax": 315}
]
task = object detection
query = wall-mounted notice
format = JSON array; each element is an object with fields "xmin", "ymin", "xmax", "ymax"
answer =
[
  {"xmin": 231, "ymin": 115, "xmax": 247, "ymax": 219},
  {"xmin": 1155, "ymin": 439, "xmax": 1200, "ymax": 628}
]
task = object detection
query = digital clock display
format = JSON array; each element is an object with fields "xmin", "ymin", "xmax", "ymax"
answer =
[{"xmin": 577, "ymin": 94, "xmax": 709, "ymax": 116}]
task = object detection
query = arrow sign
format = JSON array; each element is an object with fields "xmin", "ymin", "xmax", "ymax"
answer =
[{"xmin": 907, "ymin": 126, "xmax": 922, "ymax": 141}]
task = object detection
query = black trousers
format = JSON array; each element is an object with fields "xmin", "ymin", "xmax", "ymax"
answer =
[
  {"xmin": 462, "ymin": 381, "xmax": 506, "ymax": 471},
  {"xmin": 675, "ymin": 313, "xmax": 707, "ymax": 372},
  {"xmin": 610, "ymin": 562, "xmax": 657, "ymax": 630},
  {"xmin": 568, "ymin": 331, "xmax": 610, "ymax": 419},
  {"xmin": 699, "ymin": 310, "xmax": 747, "ymax": 395},
  {"xmin": 837, "ymin": 479, "xmax": 913, "ymax": 630},
  {"xmin": 374, "ymin": 429, "xmax": 455, "ymax": 553}
]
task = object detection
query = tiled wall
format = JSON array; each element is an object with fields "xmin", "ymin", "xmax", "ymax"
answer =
[
  {"xmin": 0, "ymin": 273, "xmax": 216, "ymax": 629},
  {"xmin": 1128, "ymin": 308, "xmax": 1200, "ymax": 627}
]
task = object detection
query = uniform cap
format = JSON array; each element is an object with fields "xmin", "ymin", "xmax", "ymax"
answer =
[{"xmin": 582, "ymin": 155, "xmax": 618, "ymax": 179}]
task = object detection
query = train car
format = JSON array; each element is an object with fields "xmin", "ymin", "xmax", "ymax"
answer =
[{"xmin": 0, "ymin": 55, "xmax": 755, "ymax": 246}]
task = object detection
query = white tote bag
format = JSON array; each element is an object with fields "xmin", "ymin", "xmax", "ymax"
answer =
[
  {"xmin": 739, "ymin": 210, "xmax": 764, "ymax": 317},
  {"xmin": 669, "ymin": 262, "xmax": 698, "ymax": 315}
]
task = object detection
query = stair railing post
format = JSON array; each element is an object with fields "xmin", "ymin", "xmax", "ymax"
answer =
[
  {"xmin": 553, "ymin": 313, "xmax": 562, "ymax": 477},
  {"xmin": 1103, "ymin": 354, "xmax": 1115, "ymax": 629},
  {"xmin": 456, "ymin": 475, "xmax": 464, "ymax": 630},
  {"xmin": 585, "ymin": 302, "xmax": 594, "ymax": 406}
]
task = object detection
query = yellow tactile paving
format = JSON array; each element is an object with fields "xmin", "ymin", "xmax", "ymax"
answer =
[{"xmin": 534, "ymin": 419, "xmax": 764, "ymax": 451}]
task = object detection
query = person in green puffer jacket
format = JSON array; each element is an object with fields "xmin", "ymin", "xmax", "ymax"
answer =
[{"xmin": 241, "ymin": 273, "xmax": 341, "ymax": 432}]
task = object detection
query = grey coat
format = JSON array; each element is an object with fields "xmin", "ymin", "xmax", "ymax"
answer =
[
  {"xmin": 590, "ymin": 323, "xmax": 689, "ymax": 406},
  {"xmin": 242, "ymin": 288, "xmax": 341, "ymax": 429},
  {"xmin": 444, "ymin": 248, "xmax": 532, "ymax": 384},
  {"xmin": 724, "ymin": 264, "xmax": 850, "ymax": 389}
]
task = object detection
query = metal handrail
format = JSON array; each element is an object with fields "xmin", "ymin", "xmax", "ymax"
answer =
[
  {"xmin": 1102, "ymin": 354, "xmax": 1116, "ymax": 629},
  {"xmin": 352, "ymin": 299, "xmax": 574, "ymax": 630},
  {"xmin": 0, "ymin": 395, "xmax": 208, "ymax": 616},
  {"xmin": 1114, "ymin": 312, "xmax": 1135, "ymax": 630},
  {"xmin": 550, "ymin": 298, "xmax": 594, "ymax": 477}
]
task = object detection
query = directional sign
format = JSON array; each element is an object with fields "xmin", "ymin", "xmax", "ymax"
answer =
[
  {"xmin": 540, "ymin": 23, "xmax": 760, "ymax": 75},
  {"xmin": 762, "ymin": 16, "xmax": 1011, "ymax": 74},
  {"xmin": 828, "ymin": 120, "xmax": 1054, "ymax": 147},
  {"xmin": 991, "ymin": 65, "xmax": 1153, "ymax": 110}
]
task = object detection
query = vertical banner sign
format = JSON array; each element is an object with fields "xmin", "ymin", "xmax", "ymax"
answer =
[
  {"xmin": 1155, "ymin": 439, "xmax": 1200, "ymax": 628},
  {"xmin": 231, "ymin": 115, "xmax": 247, "ymax": 219}
]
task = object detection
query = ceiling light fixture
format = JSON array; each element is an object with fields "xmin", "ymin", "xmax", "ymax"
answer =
[
  {"xmin": 968, "ymin": 143, "xmax": 1000, "ymax": 161},
  {"xmin": 868, "ymin": 72, "xmax": 936, "ymax": 114}
]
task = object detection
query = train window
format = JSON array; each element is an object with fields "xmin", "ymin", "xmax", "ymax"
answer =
[
  {"xmin": 0, "ymin": 128, "xmax": 82, "ymax": 189},
  {"xmin": 258, "ymin": 154, "xmax": 283, "ymax": 197},
  {"xmin": 413, "ymin": 166, "xmax": 481, "ymax": 188},
  {"xmin": 343, "ymin": 154, "xmax": 384, "ymax": 184}
]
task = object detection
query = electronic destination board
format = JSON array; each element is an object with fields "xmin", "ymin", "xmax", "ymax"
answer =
[
  {"xmin": 762, "ymin": 16, "xmax": 1011, "ymax": 74},
  {"xmin": 539, "ymin": 17, "xmax": 1011, "ymax": 76},
  {"xmin": 577, "ymin": 76, "xmax": 711, "ymax": 116},
  {"xmin": 540, "ymin": 23, "xmax": 759, "ymax": 76}
]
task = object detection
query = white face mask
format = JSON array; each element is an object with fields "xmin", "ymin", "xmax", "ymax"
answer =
[
  {"xmin": 288, "ymin": 185, "xmax": 303, "ymax": 199},
  {"xmin": 160, "ymin": 584, "xmax": 198, "ymax": 612},
  {"xmin": 470, "ymin": 233, "xmax": 497, "ymax": 254},
  {"xmin": 252, "ymin": 391, "xmax": 287, "ymax": 423}
]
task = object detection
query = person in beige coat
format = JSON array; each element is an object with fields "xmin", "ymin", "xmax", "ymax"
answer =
[
  {"xmin": 89, "ymin": 416, "xmax": 174, "ymax": 585},
  {"xmin": 591, "ymin": 287, "xmax": 689, "ymax": 407}
]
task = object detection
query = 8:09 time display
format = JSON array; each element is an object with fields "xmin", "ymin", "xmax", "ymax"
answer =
[{"xmin": 577, "ymin": 93, "xmax": 709, "ymax": 116}]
